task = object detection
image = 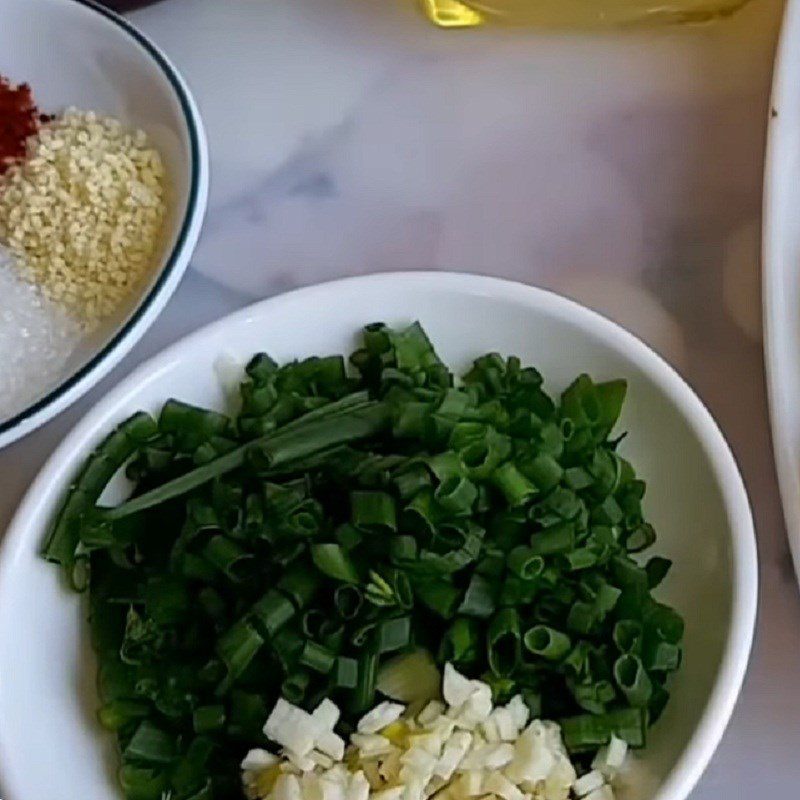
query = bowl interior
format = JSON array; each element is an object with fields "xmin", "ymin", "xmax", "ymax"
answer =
[
  {"xmin": 0, "ymin": 275, "xmax": 752, "ymax": 800},
  {"xmin": 0, "ymin": 0, "xmax": 194, "ymax": 418}
]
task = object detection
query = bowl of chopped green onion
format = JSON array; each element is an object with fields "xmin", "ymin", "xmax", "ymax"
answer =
[{"xmin": 0, "ymin": 273, "xmax": 755, "ymax": 800}]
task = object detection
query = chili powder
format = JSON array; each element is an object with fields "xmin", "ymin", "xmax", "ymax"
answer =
[{"xmin": 0, "ymin": 76, "xmax": 42, "ymax": 175}]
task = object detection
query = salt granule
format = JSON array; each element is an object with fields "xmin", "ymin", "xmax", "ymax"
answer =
[{"xmin": 0, "ymin": 246, "xmax": 80, "ymax": 422}]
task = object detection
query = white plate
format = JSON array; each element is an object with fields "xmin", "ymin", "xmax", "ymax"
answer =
[
  {"xmin": 0, "ymin": 0, "xmax": 209, "ymax": 447},
  {"xmin": 0, "ymin": 274, "xmax": 756, "ymax": 800},
  {"xmin": 763, "ymin": 0, "xmax": 800, "ymax": 580}
]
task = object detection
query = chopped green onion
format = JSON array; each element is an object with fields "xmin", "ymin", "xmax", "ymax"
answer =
[
  {"xmin": 334, "ymin": 657, "xmax": 358, "ymax": 689},
  {"xmin": 192, "ymin": 705, "xmax": 225, "ymax": 733},
  {"xmin": 351, "ymin": 651, "xmax": 378, "ymax": 714},
  {"xmin": 376, "ymin": 616, "xmax": 411, "ymax": 653},
  {"xmin": 458, "ymin": 573, "xmax": 496, "ymax": 619},
  {"xmin": 300, "ymin": 641, "xmax": 336, "ymax": 674},
  {"xmin": 123, "ymin": 720, "xmax": 177, "ymax": 765},
  {"xmin": 251, "ymin": 590, "xmax": 295, "ymax": 638},
  {"xmin": 523, "ymin": 625, "xmax": 571, "ymax": 661},
  {"xmin": 507, "ymin": 546, "xmax": 544, "ymax": 580},
  {"xmin": 529, "ymin": 523, "xmax": 575, "ymax": 556},
  {"xmin": 614, "ymin": 654, "xmax": 653, "ymax": 707},
  {"xmin": 310, "ymin": 543, "xmax": 360, "ymax": 584},
  {"xmin": 351, "ymin": 491, "xmax": 397, "ymax": 530},
  {"xmin": 487, "ymin": 608, "xmax": 521, "ymax": 677},
  {"xmin": 281, "ymin": 671, "xmax": 311, "ymax": 704}
]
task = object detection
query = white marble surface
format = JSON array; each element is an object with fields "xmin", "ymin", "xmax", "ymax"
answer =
[{"xmin": 2, "ymin": 0, "xmax": 800, "ymax": 796}]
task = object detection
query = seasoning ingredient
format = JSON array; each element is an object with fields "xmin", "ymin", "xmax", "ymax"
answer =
[
  {"xmin": 0, "ymin": 245, "xmax": 80, "ymax": 421},
  {"xmin": 241, "ymin": 663, "xmax": 628, "ymax": 800},
  {"xmin": 0, "ymin": 109, "xmax": 166, "ymax": 328},
  {"xmin": 0, "ymin": 76, "xmax": 42, "ymax": 174}
]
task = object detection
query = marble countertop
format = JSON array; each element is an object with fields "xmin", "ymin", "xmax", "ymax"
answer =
[{"xmin": 2, "ymin": 0, "xmax": 799, "ymax": 796}]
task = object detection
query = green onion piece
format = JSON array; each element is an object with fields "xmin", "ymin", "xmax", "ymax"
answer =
[
  {"xmin": 351, "ymin": 622, "xmax": 376, "ymax": 649},
  {"xmin": 280, "ymin": 671, "xmax": 311, "ymax": 704},
  {"xmin": 216, "ymin": 620, "xmax": 263, "ymax": 689},
  {"xmin": 123, "ymin": 720, "xmax": 177, "ymax": 765},
  {"xmin": 334, "ymin": 657, "xmax": 358, "ymax": 689},
  {"xmin": 613, "ymin": 620, "xmax": 643, "ymax": 654},
  {"xmin": 351, "ymin": 651, "xmax": 378, "ymax": 713},
  {"xmin": 645, "ymin": 556, "xmax": 672, "ymax": 589},
  {"xmin": 300, "ymin": 641, "xmax": 336, "ymax": 674},
  {"xmin": 645, "ymin": 641, "xmax": 682, "ymax": 672},
  {"xmin": 564, "ymin": 466, "xmax": 594, "ymax": 491},
  {"xmin": 188, "ymin": 607, "xmax": 219, "ymax": 651},
  {"xmin": 529, "ymin": 523, "xmax": 575, "ymax": 556},
  {"xmin": 44, "ymin": 412, "xmax": 158, "ymax": 566},
  {"xmin": 523, "ymin": 625, "xmax": 571, "ymax": 661},
  {"xmin": 335, "ymin": 524, "xmax": 363, "ymax": 551},
  {"xmin": 646, "ymin": 602, "xmax": 685, "ymax": 644},
  {"xmin": 458, "ymin": 573, "xmax": 496, "ymax": 619},
  {"xmin": 440, "ymin": 617, "xmax": 480, "ymax": 665},
  {"xmin": 97, "ymin": 700, "xmax": 150, "ymax": 731},
  {"xmin": 119, "ymin": 765, "xmax": 167, "ymax": 800},
  {"xmin": 394, "ymin": 465, "xmax": 431, "ymax": 500},
  {"xmin": 624, "ymin": 522, "xmax": 656, "ymax": 553},
  {"xmin": 365, "ymin": 568, "xmax": 413, "ymax": 610},
  {"xmin": 334, "ymin": 585, "xmax": 364, "ymax": 620},
  {"xmin": 183, "ymin": 780, "xmax": 213, "ymax": 800},
  {"xmin": 203, "ymin": 535, "xmax": 252, "ymax": 582},
  {"xmin": 272, "ymin": 627, "xmax": 304, "ymax": 672},
  {"xmin": 229, "ymin": 691, "xmax": 268, "ymax": 739},
  {"xmin": 434, "ymin": 475, "xmax": 478, "ymax": 516},
  {"xmin": 277, "ymin": 568, "xmax": 320, "ymax": 609},
  {"xmin": 376, "ymin": 616, "xmax": 411, "ymax": 653},
  {"xmin": 414, "ymin": 580, "xmax": 461, "ymax": 618},
  {"xmin": 569, "ymin": 679, "xmax": 616, "ymax": 715},
  {"xmin": 561, "ymin": 547, "xmax": 598, "ymax": 572},
  {"xmin": 351, "ymin": 491, "xmax": 397, "ymax": 530},
  {"xmin": 100, "ymin": 401, "xmax": 389, "ymax": 521},
  {"xmin": 493, "ymin": 462, "xmax": 538, "ymax": 506},
  {"xmin": 311, "ymin": 543, "xmax": 360, "ymax": 584},
  {"xmin": 250, "ymin": 590, "xmax": 295, "ymax": 637},
  {"xmin": 507, "ymin": 546, "xmax": 544, "ymax": 580},
  {"xmin": 143, "ymin": 577, "xmax": 189, "ymax": 626},
  {"xmin": 192, "ymin": 705, "xmax": 226, "ymax": 734},
  {"xmin": 390, "ymin": 535, "xmax": 418, "ymax": 563},
  {"xmin": 559, "ymin": 707, "xmax": 646, "ymax": 753},
  {"xmin": 614, "ymin": 654, "xmax": 653, "ymax": 707},
  {"xmin": 487, "ymin": 608, "xmax": 521, "ymax": 678},
  {"xmin": 320, "ymin": 620, "xmax": 345, "ymax": 653},
  {"xmin": 301, "ymin": 610, "xmax": 325, "ymax": 640},
  {"xmin": 522, "ymin": 453, "xmax": 563, "ymax": 492}
]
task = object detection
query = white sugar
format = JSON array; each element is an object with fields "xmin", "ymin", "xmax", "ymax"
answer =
[{"xmin": 0, "ymin": 246, "xmax": 81, "ymax": 423}]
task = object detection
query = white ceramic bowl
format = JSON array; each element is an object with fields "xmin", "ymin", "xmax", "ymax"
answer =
[
  {"xmin": 0, "ymin": 274, "xmax": 755, "ymax": 800},
  {"xmin": 0, "ymin": 0, "xmax": 209, "ymax": 448},
  {"xmin": 763, "ymin": 0, "xmax": 800, "ymax": 585}
]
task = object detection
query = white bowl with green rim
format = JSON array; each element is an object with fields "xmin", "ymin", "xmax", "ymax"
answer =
[
  {"xmin": 0, "ymin": 0, "xmax": 209, "ymax": 448},
  {"xmin": 0, "ymin": 273, "xmax": 756, "ymax": 800}
]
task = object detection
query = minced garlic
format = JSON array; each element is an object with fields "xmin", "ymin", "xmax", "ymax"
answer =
[{"xmin": 0, "ymin": 109, "xmax": 166, "ymax": 329}]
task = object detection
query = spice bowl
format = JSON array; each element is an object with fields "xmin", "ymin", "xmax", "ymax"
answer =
[
  {"xmin": 0, "ymin": 0, "xmax": 208, "ymax": 448},
  {"xmin": 0, "ymin": 273, "xmax": 757, "ymax": 800}
]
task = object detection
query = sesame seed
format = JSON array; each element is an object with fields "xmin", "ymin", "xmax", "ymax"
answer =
[{"xmin": 0, "ymin": 109, "xmax": 166, "ymax": 330}]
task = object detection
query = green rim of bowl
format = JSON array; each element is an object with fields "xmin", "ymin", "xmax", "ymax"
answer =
[{"xmin": 0, "ymin": 0, "xmax": 204, "ymax": 440}]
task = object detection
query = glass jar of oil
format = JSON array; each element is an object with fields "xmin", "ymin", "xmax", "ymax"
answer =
[{"xmin": 419, "ymin": 0, "xmax": 751, "ymax": 27}]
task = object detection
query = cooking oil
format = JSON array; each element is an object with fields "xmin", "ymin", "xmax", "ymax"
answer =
[{"xmin": 418, "ymin": 0, "xmax": 751, "ymax": 27}]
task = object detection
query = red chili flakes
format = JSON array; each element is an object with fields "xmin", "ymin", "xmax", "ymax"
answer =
[{"xmin": 0, "ymin": 76, "xmax": 42, "ymax": 175}]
